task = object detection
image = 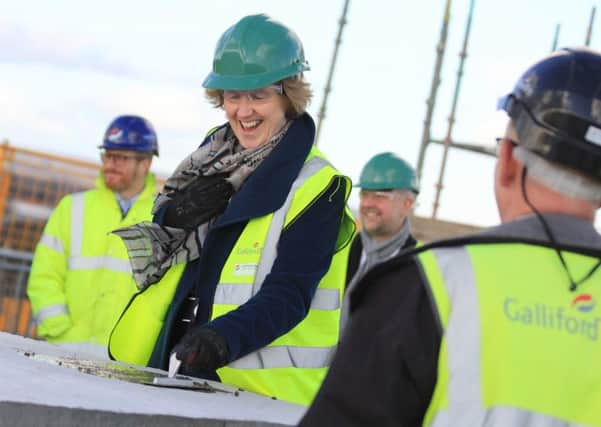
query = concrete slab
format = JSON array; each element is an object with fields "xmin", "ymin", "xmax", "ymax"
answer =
[{"xmin": 0, "ymin": 332, "xmax": 305, "ymax": 427}]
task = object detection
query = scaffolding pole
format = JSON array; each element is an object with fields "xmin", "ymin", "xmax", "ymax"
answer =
[
  {"xmin": 315, "ymin": 0, "xmax": 351, "ymax": 146},
  {"xmin": 416, "ymin": 0, "xmax": 452, "ymax": 181},
  {"xmin": 429, "ymin": 138, "xmax": 496, "ymax": 157},
  {"xmin": 551, "ymin": 23, "xmax": 560, "ymax": 52},
  {"xmin": 432, "ymin": 0, "xmax": 476, "ymax": 219},
  {"xmin": 585, "ymin": 6, "xmax": 596, "ymax": 46}
]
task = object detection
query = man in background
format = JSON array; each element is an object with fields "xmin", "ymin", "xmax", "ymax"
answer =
[
  {"xmin": 27, "ymin": 115, "xmax": 159, "ymax": 359},
  {"xmin": 340, "ymin": 152, "xmax": 418, "ymax": 334},
  {"xmin": 302, "ymin": 47, "xmax": 601, "ymax": 426}
]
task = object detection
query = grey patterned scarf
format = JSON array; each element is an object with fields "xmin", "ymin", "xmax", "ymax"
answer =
[{"xmin": 113, "ymin": 122, "xmax": 291, "ymax": 290}]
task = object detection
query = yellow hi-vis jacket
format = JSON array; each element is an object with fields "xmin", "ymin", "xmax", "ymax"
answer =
[
  {"xmin": 27, "ymin": 173, "xmax": 157, "ymax": 357},
  {"xmin": 418, "ymin": 243, "xmax": 601, "ymax": 427},
  {"xmin": 109, "ymin": 147, "xmax": 355, "ymax": 405}
]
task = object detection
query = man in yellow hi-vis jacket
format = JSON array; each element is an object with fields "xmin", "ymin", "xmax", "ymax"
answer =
[
  {"xmin": 301, "ymin": 48, "xmax": 601, "ymax": 427},
  {"xmin": 27, "ymin": 115, "xmax": 159, "ymax": 359}
]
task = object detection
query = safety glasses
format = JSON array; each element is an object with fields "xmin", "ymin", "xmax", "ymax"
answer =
[
  {"xmin": 100, "ymin": 151, "xmax": 148, "ymax": 165},
  {"xmin": 223, "ymin": 84, "xmax": 284, "ymax": 104},
  {"xmin": 358, "ymin": 190, "xmax": 401, "ymax": 201}
]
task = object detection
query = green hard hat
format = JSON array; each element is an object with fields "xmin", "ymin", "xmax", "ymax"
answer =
[
  {"xmin": 202, "ymin": 14, "xmax": 310, "ymax": 90},
  {"xmin": 357, "ymin": 152, "xmax": 419, "ymax": 194}
]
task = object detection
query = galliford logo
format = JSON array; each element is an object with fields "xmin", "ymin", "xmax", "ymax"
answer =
[
  {"xmin": 572, "ymin": 293, "xmax": 596, "ymax": 312},
  {"xmin": 236, "ymin": 241, "xmax": 263, "ymax": 255},
  {"xmin": 503, "ymin": 294, "xmax": 600, "ymax": 341}
]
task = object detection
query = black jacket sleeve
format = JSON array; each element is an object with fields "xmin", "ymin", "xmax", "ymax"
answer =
[{"xmin": 300, "ymin": 255, "xmax": 441, "ymax": 427}]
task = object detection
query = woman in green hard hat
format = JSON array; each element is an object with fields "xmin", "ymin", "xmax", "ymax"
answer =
[{"xmin": 109, "ymin": 14, "xmax": 355, "ymax": 406}]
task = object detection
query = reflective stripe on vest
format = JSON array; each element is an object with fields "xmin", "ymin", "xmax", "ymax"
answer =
[
  {"xmin": 229, "ymin": 345, "xmax": 333, "ymax": 369},
  {"xmin": 214, "ymin": 284, "xmax": 340, "ymax": 311},
  {"xmin": 252, "ymin": 156, "xmax": 330, "ymax": 294},
  {"xmin": 40, "ymin": 233, "xmax": 64, "ymax": 253},
  {"xmin": 68, "ymin": 193, "xmax": 131, "ymax": 274},
  {"xmin": 426, "ymin": 246, "xmax": 593, "ymax": 427},
  {"xmin": 36, "ymin": 304, "xmax": 69, "ymax": 324},
  {"xmin": 68, "ymin": 256, "xmax": 131, "ymax": 273},
  {"xmin": 217, "ymin": 156, "xmax": 339, "ymax": 371}
]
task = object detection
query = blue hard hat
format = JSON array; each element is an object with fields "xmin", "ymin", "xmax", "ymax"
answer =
[
  {"xmin": 99, "ymin": 115, "xmax": 159, "ymax": 156},
  {"xmin": 498, "ymin": 47, "xmax": 601, "ymax": 180}
]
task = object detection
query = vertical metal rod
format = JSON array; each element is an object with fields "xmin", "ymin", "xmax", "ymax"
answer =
[
  {"xmin": 416, "ymin": 0, "xmax": 452, "ymax": 181},
  {"xmin": 432, "ymin": 0, "xmax": 476, "ymax": 219},
  {"xmin": 315, "ymin": 0, "xmax": 351, "ymax": 146},
  {"xmin": 551, "ymin": 23, "xmax": 561, "ymax": 52},
  {"xmin": 12, "ymin": 270, "xmax": 26, "ymax": 334},
  {"xmin": 585, "ymin": 6, "xmax": 596, "ymax": 46}
]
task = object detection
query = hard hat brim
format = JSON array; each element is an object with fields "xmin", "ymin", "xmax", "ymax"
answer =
[{"xmin": 202, "ymin": 63, "xmax": 309, "ymax": 91}]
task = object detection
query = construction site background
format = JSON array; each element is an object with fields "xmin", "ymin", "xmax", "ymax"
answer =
[{"xmin": 0, "ymin": 141, "xmax": 479, "ymax": 339}]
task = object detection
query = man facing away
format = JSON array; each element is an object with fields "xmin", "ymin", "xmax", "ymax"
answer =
[
  {"xmin": 301, "ymin": 47, "xmax": 601, "ymax": 426},
  {"xmin": 340, "ymin": 152, "xmax": 418, "ymax": 334},
  {"xmin": 27, "ymin": 115, "xmax": 159, "ymax": 359}
]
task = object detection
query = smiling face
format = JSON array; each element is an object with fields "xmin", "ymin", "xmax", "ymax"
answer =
[
  {"xmin": 222, "ymin": 85, "xmax": 288, "ymax": 149},
  {"xmin": 359, "ymin": 189, "xmax": 415, "ymax": 242},
  {"xmin": 101, "ymin": 149, "xmax": 151, "ymax": 198}
]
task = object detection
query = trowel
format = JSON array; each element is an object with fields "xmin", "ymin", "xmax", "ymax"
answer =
[{"xmin": 151, "ymin": 353, "xmax": 228, "ymax": 393}]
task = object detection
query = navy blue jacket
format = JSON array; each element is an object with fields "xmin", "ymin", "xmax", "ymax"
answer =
[{"xmin": 149, "ymin": 113, "xmax": 347, "ymax": 374}]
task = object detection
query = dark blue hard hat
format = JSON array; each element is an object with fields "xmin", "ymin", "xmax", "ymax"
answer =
[
  {"xmin": 99, "ymin": 115, "xmax": 159, "ymax": 156},
  {"xmin": 498, "ymin": 47, "xmax": 601, "ymax": 180}
]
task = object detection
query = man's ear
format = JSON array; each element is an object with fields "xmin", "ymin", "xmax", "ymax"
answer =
[
  {"xmin": 497, "ymin": 139, "xmax": 519, "ymax": 188},
  {"xmin": 142, "ymin": 157, "xmax": 153, "ymax": 174}
]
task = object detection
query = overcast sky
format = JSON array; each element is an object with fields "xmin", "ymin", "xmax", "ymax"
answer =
[{"xmin": 2, "ymin": 0, "xmax": 599, "ymax": 227}]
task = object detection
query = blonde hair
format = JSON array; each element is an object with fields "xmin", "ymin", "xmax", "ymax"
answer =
[{"xmin": 205, "ymin": 75, "xmax": 313, "ymax": 119}]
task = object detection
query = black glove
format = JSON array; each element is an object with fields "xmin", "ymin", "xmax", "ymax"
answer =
[
  {"xmin": 173, "ymin": 326, "xmax": 230, "ymax": 372},
  {"xmin": 164, "ymin": 173, "xmax": 234, "ymax": 229}
]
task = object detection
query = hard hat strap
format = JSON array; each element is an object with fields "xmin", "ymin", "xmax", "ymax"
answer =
[{"xmin": 520, "ymin": 167, "xmax": 601, "ymax": 292}]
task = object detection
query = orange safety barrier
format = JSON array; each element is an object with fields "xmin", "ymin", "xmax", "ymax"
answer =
[
  {"xmin": 0, "ymin": 296, "xmax": 34, "ymax": 337},
  {"xmin": 0, "ymin": 142, "xmax": 99, "ymax": 252}
]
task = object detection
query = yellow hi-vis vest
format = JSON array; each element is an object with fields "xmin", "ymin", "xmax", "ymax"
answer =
[
  {"xmin": 27, "ymin": 174, "xmax": 157, "ymax": 357},
  {"xmin": 418, "ymin": 243, "xmax": 601, "ymax": 427},
  {"xmin": 109, "ymin": 147, "xmax": 355, "ymax": 404},
  {"xmin": 212, "ymin": 149, "xmax": 355, "ymax": 406}
]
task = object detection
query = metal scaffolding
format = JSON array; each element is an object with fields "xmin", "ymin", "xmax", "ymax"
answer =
[
  {"xmin": 416, "ymin": 0, "xmax": 452, "ymax": 181},
  {"xmin": 431, "ymin": 0, "xmax": 476, "ymax": 219},
  {"xmin": 586, "ymin": 6, "xmax": 596, "ymax": 46},
  {"xmin": 315, "ymin": 0, "xmax": 351, "ymax": 146},
  {"xmin": 416, "ymin": 1, "xmax": 597, "ymax": 219},
  {"xmin": 551, "ymin": 23, "xmax": 561, "ymax": 51}
]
